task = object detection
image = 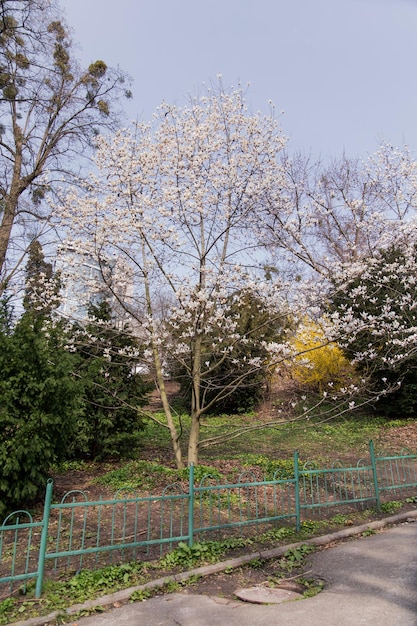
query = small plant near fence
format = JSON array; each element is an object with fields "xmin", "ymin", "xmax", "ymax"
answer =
[
  {"xmin": 159, "ymin": 537, "xmax": 247, "ymax": 569},
  {"xmin": 238, "ymin": 453, "xmax": 307, "ymax": 479},
  {"xmin": 279, "ymin": 544, "xmax": 316, "ymax": 573}
]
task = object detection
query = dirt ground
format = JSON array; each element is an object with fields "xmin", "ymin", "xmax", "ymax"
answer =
[
  {"xmin": 168, "ymin": 556, "xmax": 313, "ymax": 600},
  {"xmin": 375, "ymin": 422, "xmax": 417, "ymax": 452}
]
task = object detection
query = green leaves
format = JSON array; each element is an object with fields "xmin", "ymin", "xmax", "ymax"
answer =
[
  {"xmin": 70, "ymin": 301, "xmax": 151, "ymax": 461},
  {"xmin": 0, "ymin": 312, "xmax": 82, "ymax": 516},
  {"xmin": 88, "ymin": 60, "xmax": 107, "ymax": 78},
  {"xmin": 159, "ymin": 540, "xmax": 236, "ymax": 569}
]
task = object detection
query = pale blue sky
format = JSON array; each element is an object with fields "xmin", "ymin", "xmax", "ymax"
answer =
[{"xmin": 59, "ymin": 0, "xmax": 417, "ymax": 160}]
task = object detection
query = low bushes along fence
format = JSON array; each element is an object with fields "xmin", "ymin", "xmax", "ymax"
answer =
[{"xmin": 1, "ymin": 440, "xmax": 416, "ymax": 599}]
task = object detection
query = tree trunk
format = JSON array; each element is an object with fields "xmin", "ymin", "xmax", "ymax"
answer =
[
  {"xmin": 187, "ymin": 410, "xmax": 200, "ymax": 466},
  {"xmin": 0, "ymin": 120, "xmax": 23, "ymax": 291},
  {"xmin": 0, "ymin": 197, "xmax": 17, "ymax": 290},
  {"xmin": 187, "ymin": 331, "xmax": 203, "ymax": 466},
  {"xmin": 153, "ymin": 346, "xmax": 184, "ymax": 469}
]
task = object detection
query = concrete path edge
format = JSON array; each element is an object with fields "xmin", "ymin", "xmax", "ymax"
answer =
[{"xmin": 12, "ymin": 508, "xmax": 417, "ymax": 626}]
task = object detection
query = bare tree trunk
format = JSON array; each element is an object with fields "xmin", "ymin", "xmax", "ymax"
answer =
[
  {"xmin": 188, "ymin": 335, "xmax": 202, "ymax": 466},
  {"xmin": 152, "ymin": 345, "xmax": 184, "ymax": 469},
  {"xmin": 141, "ymin": 237, "xmax": 184, "ymax": 469},
  {"xmin": 187, "ymin": 241, "xmax": 205, "ymax": 465},
  {"xmin": 0, "ymin": 197, "xmax": 17, "ymax": 290},
  {"xmin": 0, "ymin": 120, "xmax": 23, "ymax": 289}
]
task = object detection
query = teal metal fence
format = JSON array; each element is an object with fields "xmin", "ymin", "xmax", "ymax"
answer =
[
  {"xmin": 1, "ymin": 441, "xmax": 416, "ymax": 599},
  {"xmin": 298, "ymin": 459, "xmax": 377, "ymax": 514}
]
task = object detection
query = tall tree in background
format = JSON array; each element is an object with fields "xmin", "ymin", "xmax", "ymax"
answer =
[
  {"xmin": 261, "ymin": 144, "xmax": 417, "ymax": 281},
  {"xmin": 0, "ymin": 0, "xmax": 131, "ymax": 294}
]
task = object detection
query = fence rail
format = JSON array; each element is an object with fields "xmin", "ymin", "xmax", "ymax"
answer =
[{"xmin": 1, "ymin": 441, "xmax": 416, "ymax": 599}]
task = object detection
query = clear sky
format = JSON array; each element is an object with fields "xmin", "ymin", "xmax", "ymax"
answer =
[{"xmin": 59, "ymin": 0, "xmax": 417, "ymax": 161}]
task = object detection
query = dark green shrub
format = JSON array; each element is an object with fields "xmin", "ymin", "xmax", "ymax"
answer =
[
  {"xmin": 0, "ymin": 313, "xmax": 82, "ymax": 516},
  {"xmin": 70, "ymin": 302, "xmax": 151, "ymax": 460}
]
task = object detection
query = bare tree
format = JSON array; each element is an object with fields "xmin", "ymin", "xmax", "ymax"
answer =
[
  {"xmin": 262, "ymin": 144, "xmax": 417, "ymax": 279},
  {"xmin": 0, "ymin": 0, "xmax": 131, "ymax": 294}
]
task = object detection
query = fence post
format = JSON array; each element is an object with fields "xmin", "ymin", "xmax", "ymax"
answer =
[
  {"xmin": 369, "ymin": 440, "xmax": 381, "ymax": 511},
  {"xmin": 188, "ymin": 464, "xmax": 195, "ymax": 547},
  {"xmin": 294, "ymin": 450, "xmax": 301, "ymax": 532},
  {"xmin": 35, "ymin": 478, "xmax": 53, "ymax": 598}
]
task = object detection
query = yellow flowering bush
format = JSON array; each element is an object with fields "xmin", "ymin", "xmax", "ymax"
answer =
[{"xmin": 291, "ymin": 319, "xmax": 355, "ymax": 391}]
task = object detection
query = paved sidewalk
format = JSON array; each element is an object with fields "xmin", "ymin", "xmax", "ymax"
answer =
[{"xmin": 67, "ymin": 521, "xmax": 417, "ymax": 626}]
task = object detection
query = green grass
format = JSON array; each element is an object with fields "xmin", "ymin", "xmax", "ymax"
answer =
[
  {"xmin": 93, "ymin": 459, "xmax": 224, "ymax": 492},
  {"xmin": 93, "ymin": 460, "xmax": 179, "ymax": 491},
  {"xmin": 142, "ymin": 411, "xmax": 406, "ymax": 466},
  {"xmin": 0, "ymin": 562, "xmax": 148, "ymax": 625}
]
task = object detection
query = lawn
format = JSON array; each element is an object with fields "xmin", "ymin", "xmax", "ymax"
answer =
[{"xmin": 51, "ymin": 406, "xmax": 417, "ymax": 497}]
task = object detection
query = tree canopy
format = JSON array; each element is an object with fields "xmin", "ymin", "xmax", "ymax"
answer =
[
  {"xmin": 57, "ymin": 84, "xmax": 290, "ymax": 467},
  {"xmin": 0, "ymin": 0, "xmax": 131, "ymax": 295},
  {"xmin": 260, "ymin": 144, "xmax": 417, "ymax": 280},
  {"xmin": 328, "ymin": 226, "xmax": 417, "ymax": 416}
]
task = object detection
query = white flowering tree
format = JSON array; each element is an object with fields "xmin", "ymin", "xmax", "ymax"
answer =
[
  {"xmin": 326, "ymin": 219, "xmax": 417, "ymax": 416},
  {"xmin": 58, "ymin": 85, "xmax": 292, "ymax": 467}
]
